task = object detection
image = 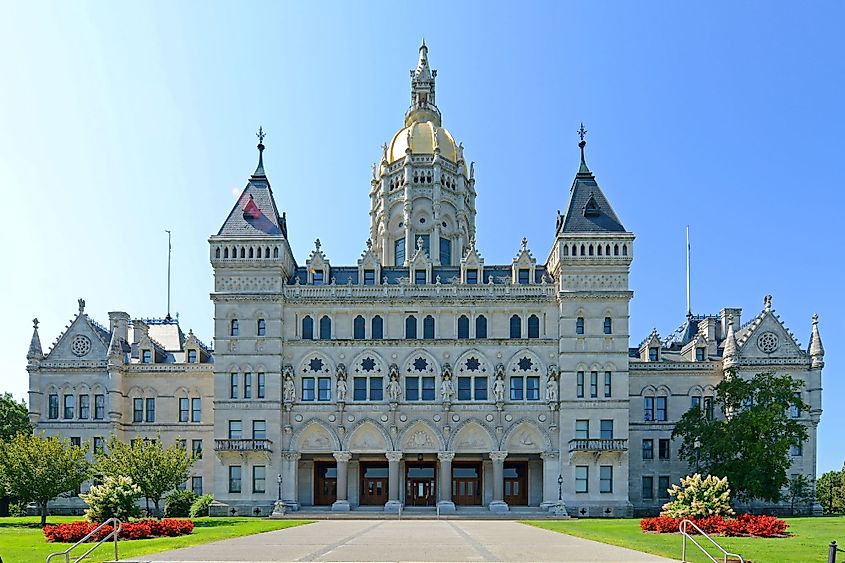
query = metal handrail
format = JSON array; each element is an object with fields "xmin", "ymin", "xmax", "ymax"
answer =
[
  {"xmin": 46, "ymin": 517, "xmax": 122, "ymax": 563},
  {"xmin": 680, "ymin": 519, "xmax": 744, "ymax": 563}
]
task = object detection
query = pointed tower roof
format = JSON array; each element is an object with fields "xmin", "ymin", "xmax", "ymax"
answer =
[
  {"xmin": 809, "ymin": 313, "xmax": 824, "ymax": 368},
  {"xmin": 722, "ymin": 316, "xmax": 738, "ymax": 368},
  {"xmin": 217, "ymin": 128, "xmax": 286, "ymax": 237},
  {"xmin": 107, "ymin": 326, "xmax": 125, "ymax": 366},
  {"xmin": 27, "ymin": 318, "xmax": 43, "ymax": 363},
  {"xmin": 557, "ymin": 125, "xmax": 626, "ymax": 234}
]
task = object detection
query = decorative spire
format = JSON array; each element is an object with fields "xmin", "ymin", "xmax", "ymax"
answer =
[
  {"xmin": 78, "ymin": 298, "xmax": 86, "ymax": 315},
  {"xmin": 809, "ymin": 313, "xmax": 824, "ymax": 368},
  {"xmin": 723, "ymin": 315, "xmax": 738, "ymax": 369},
  {"xmin": 107, "ymin": 326, "xmax": 124, "ymax": 366},
  {"xmin": 27, "ymin": 318, "xmax": 43, "ymax": 363},
  {"xmin": 577, "ymin": 123, "xmax": 591, "ymax": 175},
  {"xmin": 406, "ymin": 41, "xmax": 440, "ymax": 127},
  {"xmin": 763, "ymin": 294, "xmax": 772, "ymax": 311},
  {"xmin": 253, "ymin": 126, "xmax": 267, "ymax": 177}
]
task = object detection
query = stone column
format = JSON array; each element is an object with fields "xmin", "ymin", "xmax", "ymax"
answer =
[
  {"xmin": 385, "ymin": 451, "xmax": 403, "ymax": 512},
  {"xmin": 332, "ymin": 451, "xmax": 352, "ymax": 511},
  {"xmin": 489, "ymin": 450, "xmax": 509, "ymax": 513},
  {"xmin": 437, "ymin": 451, "xmax": 456, "ymax": 513},
  {"xmin": 282, "ymin": 452, "xmax": 301, "ymax": 511},
  {"xmin": 540, "ymin": 451, "xmax": 562, "ymax": 512}
]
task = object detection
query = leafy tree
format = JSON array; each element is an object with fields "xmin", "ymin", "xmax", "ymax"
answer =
[
  {"xmin": 816, "ymin": 465, "xmax": 845, "ymax": 514},
  {"xmin": 94, "ymin": 435, "xmax": 196, "ymax": 515},
  {"xmin": 0, "ymin": 433, "xmax": 90, "ymax": 526},
  {"xmin": 784, "ymin": 474, "xmax": 815, "ymax": 515},
  {"xmin": 672, "ymin": 371, "xmax": 809, "ymax": 503},
  {"xmin": 0, "ymin": 392, "xmax": 31, "ymax": 441}
]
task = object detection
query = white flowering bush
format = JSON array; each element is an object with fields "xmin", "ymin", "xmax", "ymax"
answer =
[
  {"xmin": 660, "ymin": 473, "xmax": 735, "ymax": 518},
  {"xmin": 80, "ymin": 475, "xmax": 141, "ymax": 522}
]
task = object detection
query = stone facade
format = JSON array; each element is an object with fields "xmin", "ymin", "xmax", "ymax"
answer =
[{"xmin": 27, "ymin": 43, "xmax": 823, "ymax": 516}]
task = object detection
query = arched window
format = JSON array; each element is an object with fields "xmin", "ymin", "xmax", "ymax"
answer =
[
  {"xmin": 273, "ymin": 247, "xmax": 279, "ymax": 258},
  {"xmin": 588, "ymin": 244, "xmax": 594, "ymax": 256},
  {"xmin": 563, "ymin": 245, "xmax": 569, "ymax": 256},
  {"xmin": 527, "ymin": 314, "xmax": 540, "ymax": 338},
  {"xmin": 353, "ymin": 315, "xmax": 365, "ymax": 339},
  {"xmin": 604, "ymin": 317, "xmax": 612, "ymax": 335},
  {"xmin": 622, "ymin": 244, "xmax": 628, "ymax": 256},
  {"xmin": 239, "ymin": 247, "xmax": 245, "ymax": 258},
  {"xmin": 510, "ymin": 315, "xmax": 521, "ymax": 339},
  {"xmin": 223, "ymin": 248, "xmax": 229, "ymax": 258},
  {"xmin": 576, "ymin": 317, "xmax": 585, "ymax": 335},
  {"xmin": 372, "ymin": 315, "xmax": 384, "ymax": 339},
  {"xmin": 423, "ymin": 315, "xmax": 435, "ymax": 339},
  {"xmin": 248, "ymin": 247, "xmax": 254, "ymax": 258},
  {"xmin": 597, "ymin": 245, "xmax": 602, "ymax": 256},
  {"xmin": 475, "ymin": 315, "xmax": 487, "ymax": 339},
  {"xmin": 257, "ymin": 318, "xmax": 266, "ymax": 336},
  {"xmin": 457, "ymin": 315, "xmax": 470, "ymax": 339},
  {"xmin": 230, "ymin": 319, "xmax": 239, "ymax": 337},
  {"xmin": 319, "ymin": 315, "xmax": 332, "ymax": 340},
  {"xmin": 614, "ymin": 244, "xmax": 619, "ymax": 256},
  {"xmin": 606, "ymin": 244, "xmax": 611, "ymax": 255},
  {"xmin": 302, "ymin": 316, "xmax": 314, "ymax": 340},
  {"xmin": 256, "ymin": 247, "xmax": 262, "ymax": 258},
  {"xmin": 215, "ymin": 248, "xmax": 221, "ymax": 259},
  {"xmin": 580, "ymin": 244, "xmax": 586, "ymax": 256},
  {"xmin": 405, "ymin": 315, "xmax": 417, "ymax": 339}
]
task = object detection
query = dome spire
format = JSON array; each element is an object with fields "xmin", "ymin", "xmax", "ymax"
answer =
[
  {"xmin": 253, "ymin": 126, "xmax": 267, "ymax": 178},
  {"xmin": 406, "ymin": 41, "xmax": 440, "ymax": 127},
  {"xmin": 577, "ymin": 122, "xmax": 591, "ymax": 175}
]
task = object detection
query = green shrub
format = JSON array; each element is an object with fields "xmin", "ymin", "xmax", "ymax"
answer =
[
  {"xmin": 189, "ymin": 494, "xmax": 213, "ymax": 518},
  {"xmin": 164, "ymin": 490, "xmax": 198, "ymax": 517},
  {"xmin": 80, "ymin": 475, "xmax": 141, "ymax": 522},
  {"xmin": 9, "ymin": 500, "xmax": 28, "ymax": 517},
  {"xmin": 661, "ymin": 473, "xmax": 735, "ymax": 519}
]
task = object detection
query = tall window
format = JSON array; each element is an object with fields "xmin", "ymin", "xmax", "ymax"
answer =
[
  {"xmin": 575, "ymin": 466, "xmax": 589, "ymax": 493},
  {"xmin": 302, "ymin": 377, "xmax": 315, "ymax": 401},
  {"xmin": 187, "ymin": 350, "xmax": 197, "ymax": 363},
  {"xmin": 319, "ymin": 316, "xmax": 332, "ymax": 340},
  {"xmin": 603, "ymin": 317, "xmax": 612, "ymax": 335},
  {"xmin": 649, "ymin": 347, "xmax": 659, "ymax": 361},
  {"xmin": 142, "ymin": 350, "xmax": 152, "ymax": 364},
  {"xmin": 230, "ymin": 319, "xmax": 239, "ymax": 337},
  {"xmin": 704, "ymin": 396, "xmax": 714, "ymax": 420},
  {"xmin": 253, "ymin": 465, "xmax": 266, "ymax": 493},
  {"xmin": 576, "ymin": 317, "xmax": 585, "ymax": 335},
  {"xmin": 457, "ymin": 315, "xmax": 470, "ymax": 339},
  {"xmin": 302, "ymin": 316, "xmax": 314, "ymax": 339},
  {"xmin": 642, "ymin": 476, "xmax": 654, "ymax": 500},
  {"xmin": 509, "ymin": 315, "xmax": 521, "ymax": 338},
  {"xmin": 253, "ymin": 420, "xmax": 267, "ymax": 440},
  {"xmin": 415, "ymin": 270, "xmax": 427, "ymax": 285},
  {"xmin": 228, "ymin": 420, "xmax": 242, "ymax": 439},
  {"xmin": 575, "ymin": 419, "xmax": 589, "ymax": 439},
  {"xmin": 690, "ymin": 396, "xmax": 701, "ymax": 410},
  {"xmin": 192, "ymin": 476, "xmax": 203, "ymax": 495},
  {"xmin": 466, "ymin": 269, "xmax": 478, "ymax": 284},
  {"xmin": 790, "ymin": 440, "xmax": 803, "ymax": 456},
  {"xmin": 257, "ymin": 318, "xmax": 266, "ymax": 336},
  {"xmin": 475, "ymin": 315, "xmax": 487, "ymax": 339},
  {"xmin": 48, "ymin": 394, "xmax": 59, "ymax": 419},
  {"xmin": 458, "ymin": 376, "xmax": 487, "ymax": 401},
  {"xmin": 658, "ymin": 476, "xmax": 671, "ymax": 499},
  {"xmin": 191, "ymin": 398, "xmax": 201, "ymax": 422},
  {"xmin": 790, "ymin": 392, "xmax": 801, "ymax": 418},
  {"xmin": 63, "ymin": 394, "xmax": 74, "ymax": 419},
  {"xmin": 394, "ymin": 238, "xmax": 405, "ymax": 265},
  {"xmin": 229, "ymin": 466, "xmax": 242, "ymax": 493},
  {"xmin": 406, "ymin": 376, "xmax": 435, "ymax": 401},
  {"xmin": 658, "ymin": 438, "xmax": 670, "ymax": 460},
  {"xmin": 179, "ymin": 398, "xmax": 189, "ymax": 422},
  {"xmin": 440, "ymin": 238, "xmax": 452, "ymax": 265},
  {"xmin": 145, "ymin": 398, "xmax": 155, "ymax": 422},
  {"xmin": 257, "ymin": 373, "xmax": 265, "ymax": 399},
  {"xmin": 518, "ymin": 269, "xmax": 530, "ymax": 284},
  {"xmin": 656, "ymin": 396, "xmax": 668, "ymax": 421},
  {"xmin": 509, "ymin": 377, "xmax": 523, "ymax": 401},
  {"xmin": 133, "ymin": 398, "xmax": 143, "ymax": 422},
  {"xmin": 354, "ymin": 315, "xmax": 365, "ymax": 339},
  {"xmin": 318, "ymin": 377, "xmax": 332, "ymax": 401},
  {"xmin": 527, "ymin": 314, "xmax": 540, "ymax": 338},
  {"xmin": 192, "ymin": 439, "xmax": 203, "ymax": 459},
  {"xmin": 94, "ymin": 394, "xmax": 104, "ymax": 420},
  {"xmin": 576, "ymin": 371, "xmax": 585, "ymax": 398},
  {"xmin": 312, "ymin": 271, "xmax": 324, "ymax": 285},
  {"xmin": 244, "ymin": 373, "xmax": 252, "ymax": 399},
  {"xmin": 405, "ymin": 316, "xmax": 417, "ymax": 339},
  {"xmin": 364, "ymin": 269, "xmax": 375, "ymax": 285},
  {"xmin": 604, "ymin": 372, "xmax": 612, "ymax": 398},
  {"xmin": 423, "ymin": 315, "xmax": 435, "ymax": 339},
  {"xmin": 600, "ymin": 419, "xmax": 613, "ymax": 440},
  {"xmin": 78, "ymin": 395, "xmax": 90, "ymax": 419},
  {"xmin": 353, "ymin": 377, "xmax": 383, "ymax": 401},
  {"xmin": 600, "ymin": 465, "xmax": 613, "ymax": 493},
  {"xmin": 642, "ymin": 439, "xmax": 654, "ymax": 460},
  {"xmin": 372, "ymin": 315, "xmax": 384, "ymax": 339},
  {"xmin": 644, "ymin": 396, "xmax": 655, "ymax": 421},
  {"xmin": 93, "ymin": 436, "xmax": 105, "ymax": 454},
  {"xmin": 418, "ymin": 234, "xmax": 430, "ymax": 255},
  {"xmin": 590, "ymin": 371, "xmax": 598, "ymax": 398},
  {"xmin": 695, "ymin": 347, "xmax": 705, "ymax": 361},
  {"xmin": 230, "ymin": 373, "xmax": 238, "ymax": 399}
]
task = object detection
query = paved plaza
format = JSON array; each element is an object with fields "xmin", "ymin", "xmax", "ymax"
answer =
[{"xmin": 128, "ymin": 520, "xmax": 678, "ymax": 562}]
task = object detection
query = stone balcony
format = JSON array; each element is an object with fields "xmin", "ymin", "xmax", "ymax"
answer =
[
  {"xmin": 568, "ymin": 438, "xmax": 628, "ymax": 453},
  {"xmin": 214, "ymin": 439, "xmax": 273, "ymax": 452}
]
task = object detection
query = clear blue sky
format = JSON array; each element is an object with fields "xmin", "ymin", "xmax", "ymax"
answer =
[{"xmin": 1, "ymin": 1, "xmax": 842, "ymax": 474}]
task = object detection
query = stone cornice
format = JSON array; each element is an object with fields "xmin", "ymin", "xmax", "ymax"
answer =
[
  {"xmin": 556, "ymin": 291, "xmax": 633, "ymax": 300},
  {"xmin": 282, "ymin": 338, "xmax": 558, "ymax": 348}
]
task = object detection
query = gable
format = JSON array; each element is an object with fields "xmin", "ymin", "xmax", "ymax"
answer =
[
  {"xmin": 736, "ymin": 312, "xmax": 805, "ymax": 360},
  {"xmin": 45, "ymin": 315, "xmax": 109, "ymax": 362}
]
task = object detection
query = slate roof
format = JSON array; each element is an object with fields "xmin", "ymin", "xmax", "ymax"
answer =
[
  {"xmin": 217, "ymin": 165, "xmax": 286, "ymax": 237},
  {"xmin": 557, "ymin": 167, "xmax": 626, "ymax": 234}
]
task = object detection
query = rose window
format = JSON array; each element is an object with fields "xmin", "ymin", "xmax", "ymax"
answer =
[
  {"xmin": 757, "ymin": 332, "xmax": 779, "ymax": 354},
  {"xmin": 70, "ymin": 335, "xmax": 91, "ymax": 357}
]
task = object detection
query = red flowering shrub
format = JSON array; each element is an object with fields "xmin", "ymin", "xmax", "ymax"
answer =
[
  {"xmin": 44, "ymin": 518, "xmax": 194, "ymax": 542},
  {"xmin": 740, "ymin": 514, "xmax": 788, "ymax": 537},
  {"xmin": 640, "ymin": 513, "xmax": 787, "ymax": 538},
  {"xmin": 719, "ymin": 518, "xmax": 747, "ymax": 536},
  {"xmin": 693, "ymin": 515, "xmax": 725, "ymax": 535}
]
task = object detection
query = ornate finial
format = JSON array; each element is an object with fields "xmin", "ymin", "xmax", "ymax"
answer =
[
  {"xmin": 469, "ymin": 235, "xmax": 476, "ymax": 250},
  {"xmin": 256, "ymin": 126, "xmax": 266, "ymax": 145},
  {"xmin": 78, "ymin": 298, "xmax": 85, "ymax": 314},
  {"xmin": 764, "ymin": 294, "xmax": 772, "ymax": 310},
  {"xmin": 372, "ymin": 162, "xmax": 377, "ymax": 180},
  {"xmin": 420, "ymin": 37, "xmax": 427, "ymax": 50},
  {"xmin": 314, "ymin": 238, "xmax": 321, "ymax": 251},
  {"xmin": 577, "ymin": 122, "xmax": 590, "ymax": 172},
  {"xmin": 812, "ymin": 313, "xmax": 819, "ymax": 324},
  {"xmin": 577, "ymin": 122, "xmax": 587, "ymax": 142},
  {"xmin": 253, "ymin": 126, "xmax": 267, "ymax": 176},
  {"xmin": 366, "ymin": 238, "xmax": 372, "ymax": 249},
  {"xmin": 417, "ymin": 236, "xmax": 424, "ymax": 250},
  {"xmin": 33, "ymin": 318, "xmax": 39, "ymax": 329},
  {"xmin": 521, "ymin": 237, "xmax": 528, "ymax": 250}
]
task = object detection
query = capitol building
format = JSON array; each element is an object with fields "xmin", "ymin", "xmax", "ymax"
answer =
[{"xmin": 26, "ymin": 43, "xmax": 824, "ymax": 516}]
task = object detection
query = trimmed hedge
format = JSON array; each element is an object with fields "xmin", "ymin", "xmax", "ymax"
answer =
[{"xmin": 44, "ymin": 518, "xmax": 194, "ymax": 542}]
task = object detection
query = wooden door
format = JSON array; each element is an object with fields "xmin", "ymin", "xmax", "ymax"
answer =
[
  {"xmin": 503, "ymin": 462, "xmax": 528, "ymax": 506},
  {"xmin": 405, "ymin": 463, "xmax": 436, "ymax": 506},
  {"xmin": 314, "ymin": 462, "xmax": 337, "ymax": 505},
  {"xmin": 452, "ymin": 463, "xmax": 482, "ymax": 505},
  {"xmin": 360, "ymin": 464, "xmax": 389, "ymax": 505}
]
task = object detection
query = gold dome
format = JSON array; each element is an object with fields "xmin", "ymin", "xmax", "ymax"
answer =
[{"xmin": 387, "ymin": 121, "xmax": 458, "ymax": 164}]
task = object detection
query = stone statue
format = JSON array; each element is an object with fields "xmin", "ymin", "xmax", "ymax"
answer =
[
  {"xmin": 78, "ymin": 298, "xmax": 85, "ymax": 314},
  {"xmin": 546, "ymin": 374, "xmax": 558, "ymax": 403},
  {"xmin": 441, "ymin": 367, "xmax": 454, "ymax": 402},
  {"xmin": 283, "ymin": 374, "xmax": 296, "ymax": 403},
  {"xmin": 493, "ymin": 374, "xmax": 506, "ymax": 402},
  {"xmin": 387, "ymin": 373, "xmax": 401, "ymax": 402},
  {"xmin": 336, "ymin": 376, "xmax": 347, "ymax": 403}
]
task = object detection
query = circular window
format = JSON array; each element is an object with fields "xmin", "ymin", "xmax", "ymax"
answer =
[
  {"xmin": 757, "ymin": 332, "xmax": 779, "ymax": 354},
  {"xmin": 419, "ymin": 217, "xmax": 426, "ymax": 224},
  {"xmin": 70, "ymin": 335, "xmax": 92, "ymax": 357},
  {"xmin": 442, "ymin": 221, "xmax": 447, "ymax": 228}
]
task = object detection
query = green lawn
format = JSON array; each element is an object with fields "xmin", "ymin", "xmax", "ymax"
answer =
[
  {"xmin": 0, "ymin": 516, "xmax": 311, "ymax": 563},
  {"xmin": 525, "ymin": 517, "xmax": 844, "ymax": 562}
]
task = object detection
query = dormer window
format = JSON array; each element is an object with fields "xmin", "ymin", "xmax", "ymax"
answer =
[
  {"xmin": 649, "ymin": 347, "xmax": 659, "ymax": 362},
  {"xmin": 518, "ymin": 269, "xmax": 530, "ymax": 284},
  {"xmin": 142, "ymin": 350, "xmax": 152, "ymax": 364},
  {"xmin": 583, "ymin": 194, "xmax": 600, "ymax": 217},
  {"xmin": 364, "ymin": 270, "xmax": 375, "ymax": 285},
  {"xmin": 187, "ymin": 350, "xmax": 197, "ymax": 363},
  {"xmin": 415, "ymin": 270, "xmax": 427, "ymax": 285},
  {"xmin": 257, "ymin": 318, "xmax": 266, "ymax": 336},
  {"xmin": 466, "ymin": 269, "xmax": 478, "ymax": 284},
  {"xmin": 230, "ymin": 319, "xmax": 239, "ymax": 336},
  {"xmin": 313, "ymin": 271, "xmax": 324, "ymax": 285},
  {"xmin": 695, "ymin": 347, "xmax": 705, "ymax": 361}
]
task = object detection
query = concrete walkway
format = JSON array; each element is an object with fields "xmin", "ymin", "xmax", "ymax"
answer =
[{"xmin": 129, "ymin": 520, "xmax": 679, "ymax": 562}]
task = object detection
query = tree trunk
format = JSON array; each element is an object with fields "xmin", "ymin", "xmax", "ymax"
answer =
[
  {"xmin": 40, "ymin": 501, "xmax": 48, "ymax": 528},
  {"xmin": 153, "ymin": 498, "xmax": 160, "ymax": 517}
]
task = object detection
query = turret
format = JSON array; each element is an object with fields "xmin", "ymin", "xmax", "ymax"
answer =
[
  {"xmin": 26, "ymin": 318, "xmax": 43, "ymax": 367},
  {"xmin": 722, "ymin": 316, "xmax": 738, "ymax": 369},
  {"xmin": 809, "ymin": 314, "xmax": 824, "ymax": 369}
]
